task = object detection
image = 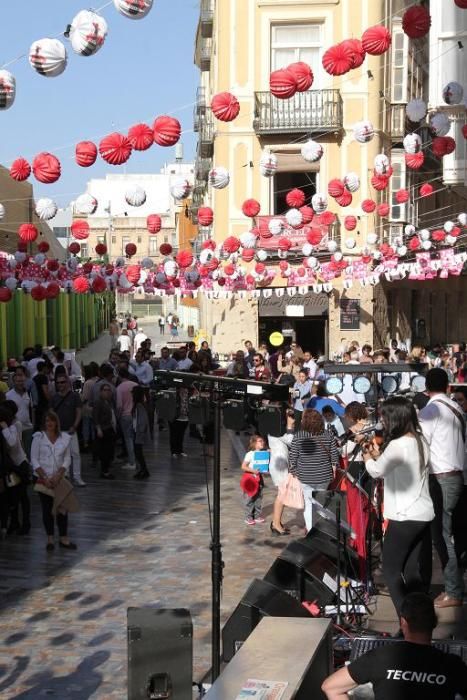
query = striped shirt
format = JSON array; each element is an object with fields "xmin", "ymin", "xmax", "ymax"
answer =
[{"xmin": 289, "ymin": 430, "xmax": 339, "ymax": 487}]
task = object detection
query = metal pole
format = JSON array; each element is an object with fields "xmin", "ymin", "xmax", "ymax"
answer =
[{"xmin": 211, "ymin": 387, "xmax": 223, "ymax": 681}]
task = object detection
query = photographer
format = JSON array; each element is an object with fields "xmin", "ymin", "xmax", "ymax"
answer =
[{"xmin": 362, "ymin": 397, "xmax": 434, "ymax": 617}]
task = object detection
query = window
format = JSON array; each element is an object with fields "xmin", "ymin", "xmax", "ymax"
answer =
[
  {"xmin": 391, "ymin": 21, "xmax": 426, "ymax": 103},
  {"xmin": 149, "ymin": 238, "xmax": 158, "ymax": 254},
  {"xmin": 137, "ymin": 236, "xmax": 142, "ymax": 244},
  {"xmin": 271, "ymin": 24, "xmax": 322, "ymax": 83},
  {"xmin": 391, "ymin": 28, "xmax": 407, "ymax": 103},
  {"xmin": 121, "ymin": 236, "xmax": 130, "ymax": 254},
  {"xmin": 390, "ymin": 152, "xmax": 406, "ymax": 221},
  {"xmin": 112, "ymin": 236, "xmax": 116, "ymax": 244},
  {"xmin": 80, "ymin": 244, "xmax": 88, "ymax": 258},
  {"xmin": 171, "ymin": 232, "xmax": 177, "ymax": 247},
  {"xmin": 274, "ymin": 171, "xmax": 316, "ymax": 215}
]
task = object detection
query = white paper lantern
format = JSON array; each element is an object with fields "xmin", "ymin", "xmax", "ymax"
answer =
[
  {"xmin": 406, "ymin": 98, "xmax": 427, "ymax": 122},
  {"xmin": 282, "ymin": 267, "xmax": 292, "ymax": 278},
  {"xmin": 125, "ymin": 184, "xmax": 147, "ymax": 207},
  {"xmin": 373, "ymin": 251, "xmax": 383, "ymax": 261},
  {"xmin": 0, "ymin": 70, "xmax": 16, "ymax": 111},
  {"xmin": 240, "ymin": 231, "xmax": 257, "ymax": 248},
  {"xmin": 0, "ymin": 204, "xmax": 5, "ymax": 220},
  {"xmin": 419, "ymin": 229, "xmax": 431, "ymax": 241},
  {"xmin": 458, "ymin": 212, "xmax": 467, "ymax": 227},
  {"xmin": 209, "ymin": 167, "xmax": 230, "ymax": 189},
  {"xmin": 403, "ymin": 133, "xmax": 422, "ymax": 154},
  {"xmin": 443, "ymin": 82, "xmax": 464, "ymax": 106},
  {"xmin": 404, "ymin": 224, "xmax": 416, "ymax": 237},
  {"xmin": 259, "ymin": 150, "xmax": 277, "ymax": 177},
  {"xmin": 429, "ymin": 112, "xmax": 451, "ymax": 137},
  {"xmin": 115, "ymin": 256, "xmax": 125, "ymax": 268},
  {"xmin": 285, "ymin": 208, "xmax": 303, "ymax": 227},
  {"xmin": 268, "ymin": 218, "xmax": 284, "ymax": 236},
  {"xmin": 344, "ymin": 172, "xmax": 360, "ymax": 193},
  {"xmin": 333, "ymin": 251, "xmax": 343, "ymax": 262},
  {"xmin": 397, "ymin": 245, "xmax": 408, "ymax": 256},
  {"xmin": 278, "ymin": 250, "xmax": 288, "ymax": 259},
  {"xmin": 421, "ymin": 240, "xmax": 432, "ymax": 250},
  {"xmin": 256, "ymin": 249, "xmax": 268, "ymax": 262},
  {"xmin": 301, "ymin": 139, "xmax": 324, "ymax": 163},
  {"xmin": 164, "ymin": 260, "xmax": 178, "ymax": 277},
  {"xmin": 21, "ymin": 280, "xmax": 35, "ymax": 291},
  {"xmin": 307, "ymin": 256, "xmax": 319, "ymax": 269},
  {"xmin": 113, "ymin": 0, "xmax": 153, "ymax": 19},
  {"xmin": 345, "ymin": 238, "xmax": 356, "ymax": 249},
  {"xmin": 34, "ymin": 253, "xmax": 46, "ymax": 266},
  {"xmin": 199, "ymin": 249, "xmax": 214, "ymax": 265},
  {"xmin": 445, "ymin": 234, "xmax": 457, "ymax": 245},
  {"xmin": 444, "ymin": 220, "xmax": 455, "ymax": 233},
  {"xmin": 35, "ymin": 197, "xmax": 57, "ymax": 221},
  {"xmin": 311, "ymin": 193, "xmax": 328, "ymax": 213},
  {"xmin": 5, "ymin": 277, "xmax": 17, "ymax": 291},
  {"xmin": 29, "ymin": 38, "xmax": 67, "ymax": 78},
  {"xmin": 353, "ymin": 120, "xmax": 375, "ymax": 143},
  {"xmin": 367, "ymin": 232, "xmax": 378, "ymax": 245},
  {"xmin": 374, "ymin": 153, "xmax": 390, "ymax": 174},
  {"xmin": 302, "ymin": 243, "xmax": 313, "ymax": 256},
  {"xmin": 75, "ymin": 193, "xmax": 98, "ymax": 215},
  {"xmin": 171, "ymin": 177, "xmax": 192, "ymax": 200},
  {"xmin": 70, "ymin": 10, "xmax": 108, "ymax": 56},
  {"xmin": 327, "ymin": 240, "xmax": 338, "ymax": 253}
]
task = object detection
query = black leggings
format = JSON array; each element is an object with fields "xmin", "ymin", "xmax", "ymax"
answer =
[
  {"xmin": 39, "ymin": 493, "xmax": 67, "ymax": 537},
  {"xmin": 134, "ymin": 443, "xmax": 148, "ymax": 472},
  {"xmin": 382, "ymin": 519, "xmax": 432, "ymax": 616},
  {"xmin": 169, "ymin": 420, "xmax": 188, "ymax": 455}
]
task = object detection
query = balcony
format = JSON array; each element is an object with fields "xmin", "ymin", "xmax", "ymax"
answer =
[
  {"xmin": 198, "ymin": 110, "xmax": 214, "ymax": 158},
  {"xmin": 195, "ymin": 157, "xmax": 211, "ymax": 181},
  {"xmin": 390, "ymin": 103, "xmax": 407, "ymax": 141},
  {"xmin": 200, "ymin": 0, "xmax": 213, "ymax": 38},
  {"xmin": 196, "ymin": 86, "xmax": 206, "ymax": 113},
  {"xmin": 253, "ymin": 89, "xmax": 343, "ymax": 136},
  {"xmin": 200, "ymin": 38, "xmax": 212, "ymax": 72}
]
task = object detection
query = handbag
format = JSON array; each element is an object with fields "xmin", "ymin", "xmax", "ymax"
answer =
[
  {"xmin": 33, "ymin": 481, "xmax": 55, "ymax": 498},
  {"xmin": 278, "ymin": 473, "xmax": 304, "ymax": 510}
]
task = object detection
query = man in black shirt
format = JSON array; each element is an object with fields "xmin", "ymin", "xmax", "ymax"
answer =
[{"xmin": 322, "ymin": 593, "xmax": 467, "ymax": 699}]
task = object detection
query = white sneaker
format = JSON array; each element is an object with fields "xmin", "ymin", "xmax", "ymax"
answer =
[
  {"xmin": 74, "ymin": 479, "xmax": 86, "ymax": 487},
  {"xmin": 121, "ymin": 463, "xmax": 136, "ymax": 470},
  {"xmin": 180, "ymin": 453, "xmax": 188, "ymax": 457}
]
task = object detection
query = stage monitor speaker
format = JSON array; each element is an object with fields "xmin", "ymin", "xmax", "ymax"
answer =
[
  {"xmin": 256, "ymin": 405, "xmax": 285, "ymax": 438},
  {"xmin": 300, "ymin": 529, "xmax": 360, "ymax": 579},
  {"xmin": 154, "ymin": 389, "xmax": 177, "ymax": 422},
  {"xmin": 314, "ymin": 490, "xmax": 347, "ymax": 518},
  {"xmin": 127, "ymin": 607, "xmax": 192, "ymax": 700},
  {"xmin": 264, "ymin": 541, "xmax": 337, "ymax": 606},
  {"xmin": 222, "ymin": 578, "xmax": 311, "ymax": 663},
  {"xmin": 223, "ymin": 399, "xmax": 247, "ymax": 431}
]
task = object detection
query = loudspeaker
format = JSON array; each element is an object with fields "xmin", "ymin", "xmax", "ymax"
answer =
[
  {"xmin": 127, "ymin": 607, "xmax": 192, "ymax": 700},
  {"xmin": 222, "ymin": 578, "xmax": 311, "ymax": 662},
  {"xmin": 256, "ymin": 405, "xmax": 285, "ymax": 437},
  {"xmin": 223, "ymin": 399, "xmax": 247, "ymax": 431},
  {"xmin": 300, "ymin": 527, "xmax": 360, "ymax": 579},
  {"xmin": 264, "ymin": 541, "xmax": 337, "ymax": 606},
  {"xmin": 154, "ymin": 389, "xmax": 177, "ymax": 421},
  {"xmin": 313, "ymin": 490, "xmax": 347, "ymax": 518}
]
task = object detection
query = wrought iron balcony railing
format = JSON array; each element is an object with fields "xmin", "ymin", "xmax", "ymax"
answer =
[
  {"xmin": 200, "ymin": 0, "xmax": 213, "ymax": 38},
  {"xmin": 195, "ymin": 157, "xmax": 211, "ymax": 181},
  {"xmin": 253, "ymin": 89, "xmax": 343, "ymax": 135},
  {"xmin": 200, "ymin": 38, "xmax": 212, "ymax": 72},
  {"xmin": 198, "ymin": 110, "xmax": 214, "ymax": 158}
]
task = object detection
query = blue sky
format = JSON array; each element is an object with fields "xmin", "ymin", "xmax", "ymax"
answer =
[{"xmin": 0, "ymin": 0, "xmax": 199, "ymax": 206}]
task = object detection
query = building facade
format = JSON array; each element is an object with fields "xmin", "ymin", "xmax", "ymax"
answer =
[{"xmin": 192, "ymin": 0, "xmax": 467, "ymax": 355}]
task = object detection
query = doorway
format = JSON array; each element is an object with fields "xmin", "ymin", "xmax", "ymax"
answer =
[{"xmin": 259, "ymin": 316, "xmax": 327, "ymax": 357}]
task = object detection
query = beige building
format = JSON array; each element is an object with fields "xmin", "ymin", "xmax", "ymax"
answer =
[{"xmin": 192, "ymin": 0, "xmax": 467, "ymax": 355}]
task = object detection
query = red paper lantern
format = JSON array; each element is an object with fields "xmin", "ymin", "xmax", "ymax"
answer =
[
  {"xmin": 223, "ymin": 236, "xmax": 241, "ymax": 253},
  {"xmin": 10, "ymin": 157, "xmax": 31, "ymax": 181},
  {"xmin": 242, "ymin": 199, "xmax": 261, "ymax": 217},
  {"xmin": 322, "ymin": 43, "xmax": 353, "ymax": 76},
  {"xmin": 146, "ymin": 214, "xmax": 162, "ymax": 234},
  {"xmin": 17, "ymin": 241, "xmax": 27, "ymax": 253},
  {"xmin": 46, "ymin": 282, "xmax": 60, "ymax": 299},
  {"xmin": 361, "ymin": 26, "xmax": 392, "ymax": 55},
  {"xmin": 245, "ymin": 274, "xmax": 256, "ymax": 286},
  {"xmin": 287, "ymin": 62, "xmax": 313, "ymax": 91},
  {"xmin": 432, "ymin": 229, "xmax": 446, "ymax": 242},
  {"xmin": 176, "ymin": 250, "xmax": 194, "ymax": 268},
  {"xmin": 255, "ymin": 262, "xmax": 265, "ymax": 274},
  {"xmin": 211, "ymin": 92, "xmax": 240, "ymax": 122},
  {"xmin": 153, "ymin": 116, "xmax": 181, "ymax": 147},
  {"xmin": 405, "ymin": 152, "xmax": 425, "ymax": 169},
  {"xmin": 278, "ymin": 237, "xmax": 292, "ymax": 251},
  {"xmin": 71, "ymin": 219, "xmax": 90, "ymax": 240},
  {"xmin": 402, "ymin": 6, "xmax": 431, "ymax": 38},
  {"xmin": 242, "ymin": 248, "xmax": 256, "ymax": 262},
  {"xmin": 300, "ymin": 206, "xmax": 314, "ymax": 224},
  {"xmin": 125, "ymin": 242, "xmax": 137, "ymax": 257},
  {"xmin": 73, "ymin": 276, "xmax": 90, "ymax": 294},
  {"xmin": 316, "ymin": 211, "xmax": 336, "ymax": 226},
  {"xmin": 99, "ymin": 133, "xmax": 132, "ymax": 165},
  {"xmin": 306, "ymin": 228, "xmax": 322, "ymax": 246},
  {"xmin": 37, "ymin": 241, "xmax": 50, "ymax": 253},
  {"xmin": 31, "ymin": 285, "xmax": 46, "ymax": 302},
  {"xmin": 68, "ymin": 242, "xmax": 81, "ymax": 255},
  {"xmin": 362, "ymin": 199, "xmax": 376, "ymax": 213},
  {"xmin": 286, "ymin": 188, "xmax": 306, "ymax": 208},
  {"xmin": 455, "ymin": 0, "xmax": 467, "ymax": 7},
  {"xmin": 371, "ymin": 174, "xmax": 389, "ymax": 191},
  {"xmin": 75, "ymin": 141, "xmax": 97, "ymax": 167},
  {"xmin": 0, "ymin": 288, "xmax": 12, "ymax": 303},
  {"xmin": 335, "ymin": 191, "xmax": 352, "ymax": 207},
  {"xmin": 126, "ymin": 265, "xmax": 141, "ymax": 284},
  {"xmin": 32, "ymin": 152, "xmax": 61, "ymax": 184},
  {"xmin": 450, "ymin": 226, "xmax": 461, "ymax": 238},
  {"xmin": 206, "ymin": 256, "xmax": 219, "ymax": 271},
  {"xmin": 128, "ymin": 123, "xmax": 154, "ymax": 151},
  {"xmin": 197, "ymin": 207, "xmax": 214, "ymax": 227},
  {"xmin": 462, "ymin": 125, "xmax": 467, "ymax": 139},
  {"xmin": 432, "ymin": 136, "xmax": 456, "ymax": 157},
  {"xmin": 342, "ymin": 38, "xmax": 366, "ymax": 68},
  {"xmin": 269, "ymin": 68, "xmax": 297, "ymax": 99},
  {"xmin": 82, "ymin": 262, "xmax": 93, "ymax": 274},
  {"xmin": 224, "ymin": 263, "xmax": 235, "ymax": 276},
  {"xmin": 18, "ymin": 223, "xmax": 38, "ymax": 242},
  {"xmin": 409, "ymin": 236, "xmax": 421, "ymax": 251},
  {"xmin": 377, "ymin": 203, "xmax": 390, "ymax": 217},
  {"xmin": 92, "ymin": 276, "xmax": 107, "ymax": 293},
  {"xmin": 217, "ymin": 277, "xmax": 226, "ymax": 286},
  {"xmin": 420, "ymin": 183, "xmax": 434, "ymax": 197},
  {"xmin": 328, "ymin": 179, "xmax": 345, "ymax": 198},
  {"xmin": 279, "ymin": 260, "xmax": 289, "ymax": 271},
  {"xmin": 395, "ymin": 189, "xmax": 410, "ymax": 204},
  {"xmin": 95, "ymin": 243, "xmax": 107, "ymax": 256},
  {"xmin": 159, "ymin": 243, "xmax": 172, "ymax": 256},
  {"xmin": 344, "ymin": 215, "xmax": 357, "ymax": 231},
  {"xmin": 202, "ymin": 239, "xmax": 216, "ymax": 250}
]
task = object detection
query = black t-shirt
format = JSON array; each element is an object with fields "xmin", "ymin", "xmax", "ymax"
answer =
[
  {"xmin": 348, "ymin": 642, "xmax": 467, "ymax": 699},
  {"xmin": 51, "ymin": 391, "xmax": 82, "ymax": 431},
  {"xmin": 33, "ymin": 374, "xmax": 49, "ymax": 408}
]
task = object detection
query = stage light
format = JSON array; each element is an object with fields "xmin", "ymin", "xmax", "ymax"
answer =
[
  {"xmin": 325, "ymin": 377, "xmax": 343, "ymax": 395},
  {"xmin": 411, "ymin": 375, "xmax": 426, "ymax": 393},
  {"xmin": 352, "ymin": 376, "xmax": 371, "ymax": 394},
  {"xmin": 381, "ymin": 375, "xmax": 399, "ymax": 395}
]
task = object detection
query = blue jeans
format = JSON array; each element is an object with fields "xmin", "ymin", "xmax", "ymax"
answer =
[
  {"xmin": 119, "ymin": 414, "xmax": 135, "ymax": 466},
  {"xmin": 429, "ymin": 474, "xmax": 464, "ymax": 600}
]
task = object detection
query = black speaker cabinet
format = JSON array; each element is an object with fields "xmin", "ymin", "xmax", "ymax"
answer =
[
  {"xmin": 256, "ymin": 405, "xmax": 285, "ymax": 437},
  {"xmin": 222, "ymin": 578, "xmax": 311, "ymax": 662},
  {"xmin": 264, "ymin": 541, "xmax": 337, "ymax": 606},
  {"xmin": 127, "ymin": 607, "xmax": 192, "ymax": 700},
  {"xmin": 300, "ymin": 528, "xmax": 360, "ymax": 579},
  {"xmin": 154, "ymin": 389, "xmax": 177, "ymax": 422},
  {"xmin": 223, "ymin": 399, "xmax": 247, "ymax": 431}
]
